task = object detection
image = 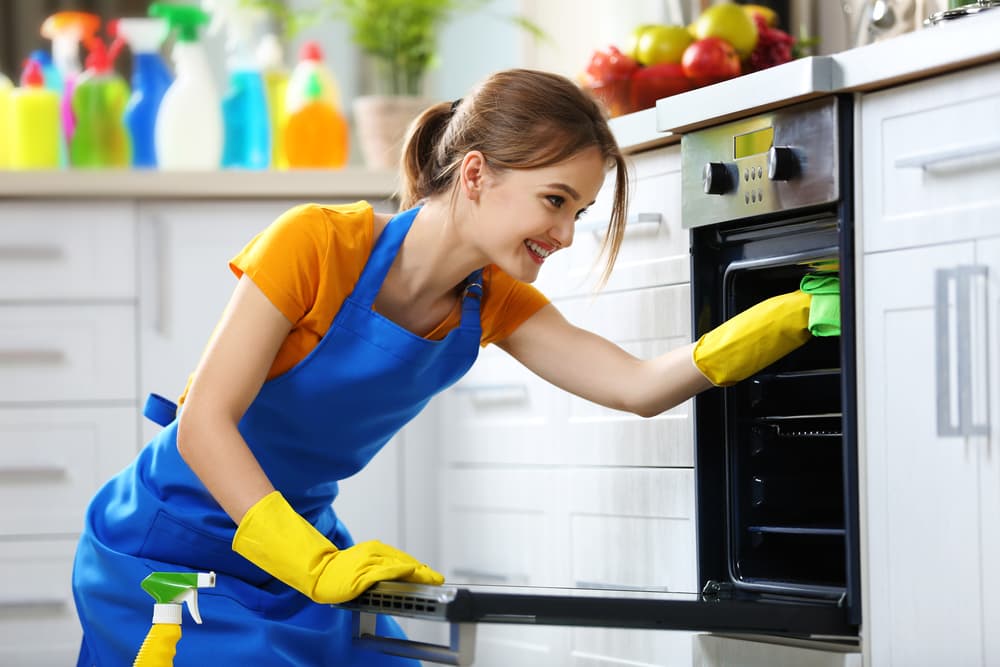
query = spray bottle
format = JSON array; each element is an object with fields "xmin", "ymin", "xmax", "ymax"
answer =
[
  {"xmin": 283, "ymin": 42, "xmax": 348, "ymax": 169},
  {"xmin": 116, "ymin": 17, "xmax": 174, "ymax": 168},
  {"xmin": 257, "ymin": 33, "xmax": 289, "ymax": 169},
  {"xmin": 149, "ymin": 3, "xmax": 222, "ymax": 170},
  {"xmin": 40, "ymin": 11, "xmax": 101, "ymax": 154},
  {"xmin": 23, "ymin": 50, "xmax": 67, "ymax": 167},
  {"xmin": 133, "ymin": 571, "xmax": 215, "ymax": 667},
  {"xmin": 205, "ymin": 0, "xmax": 272, "ymax": 170},
  {"xmin": 70, "ymin": 35, "xmax": 132, "ymax": 168},
  {"xmin": 7, "ymin": 61, "xmax": 61, "ymax": 170},
  {"xmin": 0, "ymin": 73, "xmax": 11, "ymax": 169}
]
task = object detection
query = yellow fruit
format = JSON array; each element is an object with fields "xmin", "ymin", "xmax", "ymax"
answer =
[
  {"xmin": 624, "ymin": 24, "xmax": 657, "ymax": 61},
  {"xmin": 743, "ymin": 4, "xmax": 778, "ymax": 27},
  {"xmin": 691, "ymin": 2, "xmax": 759, "ymax": 58},
  {"xmin": 635, "ymin": 24, "xmax": 693, "ymax": 66}
]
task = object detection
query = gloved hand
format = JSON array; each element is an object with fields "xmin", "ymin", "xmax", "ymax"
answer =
[
  {"xmin": 692, "ymin": 273, "xmax": 840, "ymax": 387},
  {"xmin": 232, "ymin": 491, "xmax": 444, "ymax": 604}
]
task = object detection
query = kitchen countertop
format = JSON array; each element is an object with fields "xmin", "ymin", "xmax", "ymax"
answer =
[
  {"xmin": 0, "ymin": 167, "xmax": 399, "ymax": 200},
  {"xmin": 608, "ymin": 8, "xmax": 1000, "ymax": 151}
]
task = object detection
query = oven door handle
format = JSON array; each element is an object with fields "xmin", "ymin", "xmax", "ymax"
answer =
[{"xmin": 935, "ymin": 265, "xmax": 990, "ymax": 438}]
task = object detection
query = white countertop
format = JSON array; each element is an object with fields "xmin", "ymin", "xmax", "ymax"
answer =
[
  {"xmin": 607, "ymin": 8, "xmax": 1000, "ymax": 149},
  {"xmin": 0, "ymin": 167, "xmax": 399, "ymax": 200}
]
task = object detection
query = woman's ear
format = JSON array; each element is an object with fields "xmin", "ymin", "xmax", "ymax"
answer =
[{"xmin": 459, "ymin": 151, "xmax": 487, "ymax": 201}]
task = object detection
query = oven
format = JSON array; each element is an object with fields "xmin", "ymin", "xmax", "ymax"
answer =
[{"xmin": 336, "ymin": 95, "xmax": 860, "ymax": 665}]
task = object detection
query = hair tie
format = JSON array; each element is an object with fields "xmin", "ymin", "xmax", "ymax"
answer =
[{"xmin": 450, "ymin": 98, "xmax": 463, "ymax": 113}]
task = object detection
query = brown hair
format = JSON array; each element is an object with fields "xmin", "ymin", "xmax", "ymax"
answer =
[{"xmin": 399, "ymin": 68, "xmax": 629, "ymax": 287}]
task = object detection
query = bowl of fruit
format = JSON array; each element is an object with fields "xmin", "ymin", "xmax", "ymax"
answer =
[{"xmin": 581, "ymin": 2, "xmax": 800, "ymax": 118}]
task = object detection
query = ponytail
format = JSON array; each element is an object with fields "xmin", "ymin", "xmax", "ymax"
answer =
[{"xmin": 399, "ymin": 101, "xmax": 457, "ymax": 210}]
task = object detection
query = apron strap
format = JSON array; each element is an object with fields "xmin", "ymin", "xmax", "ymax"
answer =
[
  {"xmin": 351, "ymin": 206, "xmax": 420, "ymax": 307},
  {"xmin": 459, "ymin": 269, "xmax": 485, "ymax": 322}
]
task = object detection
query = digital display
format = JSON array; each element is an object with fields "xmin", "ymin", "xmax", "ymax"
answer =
[{"xmin": 734, "ymin": 127, "xmax": 774, "ymax": 159}]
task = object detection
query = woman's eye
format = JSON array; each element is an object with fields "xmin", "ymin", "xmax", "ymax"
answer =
[
  {"xmin": 575, "ymin": 208, "xmax": 590, "ymax": 220},
  {"xmin": 546, "ymin": 195, "xmax": 565, "ymax": 208}
]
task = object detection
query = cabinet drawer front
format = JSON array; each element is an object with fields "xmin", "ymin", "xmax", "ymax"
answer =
[
  {"xmin": 568, "ymin": 468, "xmax": 696, "ymax": 593},
  {"xmin": 0, "ymin": 539, "xmax": 82, "ymax": 663},
  {"xmin": 863, "ymin": 61, "xmax": 1000, "ymax": 252},
  {"xmin": 0, "ymin": 406, "xmax": 137, "ymax": 536},
  {"xmin": 542, "ymin": 145, "xmax": 685, "ymax": 297},
  {"xmin": 0, "ymin": 202, "xmax": 136, "ymax": 300},
  {"xmin": 0, "ymin": 304, "xmax": 137, "ymax": 402}
]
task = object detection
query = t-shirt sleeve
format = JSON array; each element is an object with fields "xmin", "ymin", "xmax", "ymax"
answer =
[
  {"xmin": 229, "ymin": 203, "xmax": 329, "ymax": 324},
  {"xmin": 480, "ymin": 265, "xmax": 550, "ymax": 347}
]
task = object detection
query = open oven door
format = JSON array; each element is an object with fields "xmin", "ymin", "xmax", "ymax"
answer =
[{"xmin": 336, "ymin": 581, "xmax": 858, "ymax": 665}]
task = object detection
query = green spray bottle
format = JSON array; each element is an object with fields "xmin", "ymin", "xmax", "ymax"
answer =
[{"xmin": 132, "ymin": 571, "xmax": 215, "ymax": 667}]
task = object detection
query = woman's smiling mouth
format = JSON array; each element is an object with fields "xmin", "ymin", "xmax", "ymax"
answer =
[{"xmin": 525, "ymin": 239, "xmax": 554, "ymax": 263}]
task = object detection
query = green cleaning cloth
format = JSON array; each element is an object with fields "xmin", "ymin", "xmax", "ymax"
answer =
[{"xmin": 800, "ymin": 272, "xmax": 840, "ymax": 337}]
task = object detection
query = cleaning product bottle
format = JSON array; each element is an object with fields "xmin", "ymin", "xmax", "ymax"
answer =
[
  {"xmin": 149, "ymin": 3, "xmax": 222, "ymax": 170},
  {"xmin": 283, "ymin": 42, "xmax": 348, "ymax": 168},
  {"xmin": 70, "ymin": 36, "xmax": 132, "ymax": 168},
  {"xmin": 40, "ymin": 11, "xmax": 101, "ymax": 155},
  {"xmin": 257, "ymin": 33, "xmax": 289, "ymax": 169},
  {"xmin": 23, "ymin": 49, "xmax": 67, "ymax": 167},
  {"xmin": 0, "ymin": 73, "xmax": 11, "ymax": 169},
  {"xmin": 205, "ymin": 0, "xmax": 272, "ymax": 170},
  {"xmin": 7, "ymin": 61, "xmax": 61, "ymax": 170},
  {"xmin": 133, "ymin": 571, "xmax": 215, "ymax": 667},
  {"xmin": 116, "ymin": 17, "xmax": 174, "ymax": 168}
]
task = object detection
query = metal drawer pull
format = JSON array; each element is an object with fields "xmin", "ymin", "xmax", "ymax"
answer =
[
  {"xmin": 0, "ymin": 244, "xmax": 64, "ymax": 261},
  {"xmin": 454, "ymin": 383, "xmax": 528, "ymax": 405},
  {"xmin": 577, "ymin": 212, "xmax": 663, "ymax": 237},
  {"xmin": 0, "ymin": 465, "xmax": 67, "ymax": 481},
  {"xmin": 575, "ymin": 581, "xmax": 671, "ymax": 593},
  {"xmin": 895, "ymin": 139, "xmax": 1000, "ymax": 171},
  {"xmin": 353, "ymin": 612, "xmax": 476, "ymax": 666},
  {"xmin": 0, "ymin": 349, "xmax": 66, "ymax": 365},
  {"xmin": 935, "ymin": 265, "xmax": 990, "ymax": 437},
  {"xmin": 0, "ymin": 598, "xmax": 68, "ymax": 611},
  {"xmin": 450, "ymin": 568, "xmax": 510, "ymax": 583}
]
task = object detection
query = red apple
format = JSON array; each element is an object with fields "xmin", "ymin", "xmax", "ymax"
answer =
[
  {"xmin": 585, "ymin": 45, "xmax": 640, "ymax": 85},
  {"xmin": 629, "ymin": 63, "xmax": 695, "ymax": 110},
  {"xmin": 681, "ymin": 37, "xmax": 741, "ymax": 87}
]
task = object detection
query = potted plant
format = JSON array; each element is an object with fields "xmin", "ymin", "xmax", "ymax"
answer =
[{"xmin": 248, "ymin": 0, "xmax": 544, "ymax": 169}]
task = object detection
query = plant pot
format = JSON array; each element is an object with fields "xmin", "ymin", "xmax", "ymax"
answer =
[{"xmin": 352, "ymin": 95, "xmax": 434, "ymax": 170}]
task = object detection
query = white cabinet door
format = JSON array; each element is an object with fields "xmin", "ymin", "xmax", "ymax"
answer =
[{"xmin": 863, "ymin": 242, "xmax": 987, "ymax": 667}]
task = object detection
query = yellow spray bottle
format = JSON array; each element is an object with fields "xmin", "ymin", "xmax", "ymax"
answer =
[{"xmin": 132, "ymin": 571, "xmax": 215, "ymax": 667}]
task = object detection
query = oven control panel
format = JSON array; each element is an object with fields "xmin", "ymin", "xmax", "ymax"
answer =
[{"xmin": 680, "ymin": 97, "xmax": 842, "ymax": 228}]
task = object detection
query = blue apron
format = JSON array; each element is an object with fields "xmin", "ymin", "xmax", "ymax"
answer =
[{"xmin": 73, "ymin": 206, "xmax": 483, "ymax": 666}]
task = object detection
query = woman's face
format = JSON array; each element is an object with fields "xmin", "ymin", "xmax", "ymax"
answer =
[{"xmin": 473, "ymin": 147, "xmax": 607, "ymax": 283}]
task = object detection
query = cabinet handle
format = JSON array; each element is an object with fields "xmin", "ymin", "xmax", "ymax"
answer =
[
  {"xmin": 895, "ymin": 139, "xmax": 1000, "ymax": 171},
  {"xmin": 0, "ymin": 244, "xmax": 64, "ymax": 262},
  {"xmin": 450, "ymin": 568, "xmax": 511, "ymax": 583},
  {"xmin": 0, "ymin": 349, "xmax": 66, "ymax": 365},
  {"xmin": 454, "ymin": 383, "xmax": 528, "ymax": 406},
  {"xmin": 0, "ymin": 598, "xmax": 68, "ymax": 611},
  {"xmin": 577, "ymin": 212, "xmax": 663, "ymax": 237},
  {"xmin": 0, "ymin": 464, "xmax": 67, "ymax": 480},
  {"xmin": 935, "ymin": 265, "xmax": 990, "ymax": 437}
]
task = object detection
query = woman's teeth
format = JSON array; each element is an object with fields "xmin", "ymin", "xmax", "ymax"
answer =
[{"xmin": 525, "ymin": 240, "xmax": 552, "ymax": 259}]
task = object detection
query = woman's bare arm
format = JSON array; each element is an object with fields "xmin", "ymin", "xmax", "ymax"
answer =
[
  {"xmin": 176, "ymin": 275, "xmax": 294, "ymax": 524},
  {"xmin": 498, "ymin": 303, "xmax": 712, "ymax": 418}
]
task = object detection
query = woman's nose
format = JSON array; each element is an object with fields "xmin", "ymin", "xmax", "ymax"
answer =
[{"xmin": 551, "ymin": 217, "xmax": 574, "ymax": 249}]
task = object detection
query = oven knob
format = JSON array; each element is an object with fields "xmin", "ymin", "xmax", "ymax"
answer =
[
  {"xmin": 768, "ymin": 146, "xmax": 799, "ymax": 181},
  {"xmin": 703, "ymin": 162, "xmax": 732, "ymax": 195}
]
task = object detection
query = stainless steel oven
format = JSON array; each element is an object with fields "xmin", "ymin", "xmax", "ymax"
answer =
[{"xmin": 336, "ymin": 95, "xmax": 859, "ymax": 666}]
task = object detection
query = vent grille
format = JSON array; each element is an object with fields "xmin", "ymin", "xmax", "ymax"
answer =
[{"xmin": 357, "ymin": 590, "xmax": 442, "ymax": 615}]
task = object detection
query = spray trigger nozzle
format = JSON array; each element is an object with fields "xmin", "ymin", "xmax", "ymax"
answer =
[{"xmin": 140, "ymin": 571, "xmax": 216, "ymax": 624}]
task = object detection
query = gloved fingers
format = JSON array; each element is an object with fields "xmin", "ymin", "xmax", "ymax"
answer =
[{"xmin": 400, "ymin": 564, "xmax": 445, "ymax": 586}]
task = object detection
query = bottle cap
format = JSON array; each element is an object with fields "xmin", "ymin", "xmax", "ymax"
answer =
[
  {"xmin": 21, "ymin": 60, "xmax": 45, "ymax": 87},
  {"xmin": 299, "ymin": 41, "xmax": 324, "ymax": 62}
]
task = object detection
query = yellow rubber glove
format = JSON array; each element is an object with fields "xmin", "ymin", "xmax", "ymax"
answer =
[
  {"xmin": 692, "ymin": 290, "xmax": 812, "ymax": 387},
  {"xmin": 232, "ymin": 491, "xmax": 444, "ymax": 604}
]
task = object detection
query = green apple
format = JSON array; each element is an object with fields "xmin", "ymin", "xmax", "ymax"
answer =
[
  {"xmin": 635, "ymin": 24, "xmax": 694, "ymax": 66},
  {"xmin": 691, "ymin": 2, "xmax": 759, "ymax": 58},
  {"xmin": 624, "ymin": 24, "xmax": 657, "ymax": 61}
]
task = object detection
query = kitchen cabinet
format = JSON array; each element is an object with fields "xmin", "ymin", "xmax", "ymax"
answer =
[
  {"xmin": 436, "ymin": 142, "xmax": 698, "ymax": 665},
  {"xmin": 860, "ymin": 60, "xmax": 1000, "ymax": 667},
  {"xmin": 0, "ymin": 201, "xmax": 139, "ymax": 666}
]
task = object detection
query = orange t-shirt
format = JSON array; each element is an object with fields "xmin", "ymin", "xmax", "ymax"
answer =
[{"xmin": 178, "ymin": 201, "xmax": 548, "ymax": 404}]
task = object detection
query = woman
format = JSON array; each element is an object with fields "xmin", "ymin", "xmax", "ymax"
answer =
[{"xmin": 72, "ymin": 69, "xmax": 827, "ymax": 665}]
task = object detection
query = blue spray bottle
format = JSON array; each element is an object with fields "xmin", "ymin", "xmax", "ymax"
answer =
[
  {"xmin": 116, "ymin": 18, "xmax": 174, "ymax": 168},
  {"xmin": 205, "ymin": 0, "xmax": 272, "ymax": 170}
]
